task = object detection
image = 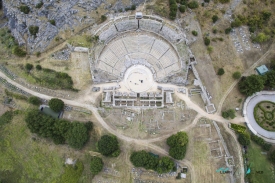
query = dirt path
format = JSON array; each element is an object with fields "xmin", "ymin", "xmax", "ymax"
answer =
[
  {"xmin": 0, "ymin": 71, "xmax": 245, "ymax": 182},
  {"xmin": 216, "ymin": 43, "xmax": 274, "ymax": 114}
]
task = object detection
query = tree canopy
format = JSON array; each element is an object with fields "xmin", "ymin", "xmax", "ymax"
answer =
[
  {"xmin": 167, "ymin": 132, "xmax": 188, "ymax": 160},
  {"xmin": 28, "ymin": 96, "xmax": 41, "ymax": 105},
  {"xmin": 217, "ymin": 68, "xmax": 225, "ymax": 76},
  {"xmin": 90, "ymin": 156, "xmax": 104, "ymax": 175},
  {"xmin": 98, "ymin": 135, "xmax": 120, "ymax": 157},
  {"xmin": 222, "ymin": 109, "xmax": 236, "ymax": 119},
  {"xmin": 25, "ymin": 109, "xmax": 92, "ymax": 149},
  {"xmin": 49, "ymin": 98, "xmax": 64, "ymax": 112},
  {"xmin": 238, "ymin": 75, "xmax": 266, "ymax": 96},
  {"xmin": 66, "ymin": 122, "xmax": 89, "ymax": 149},
  {"xmin": 238, "ymin": 133, "xmax": 250, "ymax": 146},
  {"xmin": 270, "ymin": 150, "xmax": 275, "ymax": 164},
  {"xmin": 265, "ymin": 70, "xmax": 275, "ymax": 88},
  {"xmin": 130, "ymin": 150, "xmax": 174, "ymax": 174}
]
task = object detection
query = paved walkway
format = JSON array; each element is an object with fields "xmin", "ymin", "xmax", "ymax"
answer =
[{"xmin": 243, "ymin": 91, "xmax": 275, "ymax": 142}]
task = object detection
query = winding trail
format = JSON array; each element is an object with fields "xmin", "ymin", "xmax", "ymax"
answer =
[
  {"xmin": 216, "ymin": 44, "xmax": 274, "ymax": 114},
  {"xmin": 0, "ymin": 71, "xmax": 245, "ymax": 183}
]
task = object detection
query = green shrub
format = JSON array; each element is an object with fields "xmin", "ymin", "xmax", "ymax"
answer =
[
  {"xmin": 207, "ymin": 46, "xmax": 213, "ymax": 53},
  {"xmin": 49, "ymin": 20, "xmax": 56, "ymax": 26},
  {"xmin": 98, "ymin": 135, "xmax": 120, "ymax": 157},
  {"xmin": 238, "ymin": 133, "xmax": 250, "ymax": 146},
  {"xmin": 36, "ymin": 51, "xmax": 41, "ymax": 57},
  {"xmin": 222, "ymin": 109, "xmax": 236, "ymax": 119},
  {"xmin": 213, "ymin": 29, "xmax": 218, "ymax": 34},
  {"xmin": 12, "ymin": 46, "xmax": 27, "ymax": 57},
  {"xmin": 90, "ymin": 156, "xmax": 104, "ymax": 175},
  {"xmin": 49, "ymin": 98, "xmax": 64, "ymax": 112},
  {"xmin": 232, "ymin": 71, "xmax": 241, "ymax": 79},
  {"xmin": 217, "ymin": 68, "xmax": 225, "ymax": 75},
  {"xmin": 230, "ymin": 123, "xmax": 246, "ymax": 133},
  {"xmin": 188, "ymin": 1, "xmax": 199, "ymax": 9},
  {"xmin": 101, "ymin": 15, "xmax": 107, "ymax": 23},
  {"xmin": 212, "ymin": 15, "xmax": 219, "ymax": 23},
  {"xmin": 28, "ymin": 96, "xmax": 41, "ymax": 106},
  {"xmin": 179, "ymin": 5, "xmax": 186, "ymax": 13},
  {"xmin": 204, "ymin": 37, "xmax": 210, "ymax": 46},
  {"xmin": 29, "ymin": 26, "xmax": 39, "ymax": 36},
  {"xmin": 25, "ymin": 63, "xmax": 34, "ymax": 71},
  {"xmin": 192, "ymin": 30, "xmax": 198, "ymax": 36},
  {"xmin": 225, "ymin": 27, "xmax": 232, "ymax": 34},
  {"xmin": 36, "ymin": 65, "xmax": 42, "ymax": 70},
  {"xmin": 19, "ymin": 5, "xmax": 30, "ymax": 14},
  {"xmin": 35, "ymin": 2, "xmax": 44, "ymax": 9}
]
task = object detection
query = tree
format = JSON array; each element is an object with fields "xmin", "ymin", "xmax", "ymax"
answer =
[
  {"xmin": 188, "ymin": 1, "xmax": 199, "ymax": 9},
  {"xmin": 212, "ymin": 15, "xmax": 219, "ymax": 23},
  {"xmin": 90, "ymin": 156, "xmax": 104, "ymax": 175},
  {"xmin": 204, "ymin": 37, "xmax": 210, "ymax": 46},
  {"xmin": 167, "ymin": 132, "xmax": 188, "ymax": 160},
  {"xmin": 265, "ymin": 70, "xmax": 275, "ymax": 88},
  {"xmin": 192, "ymin": 30, "xmax": 198, "ymax": 36},
  {"xmin": 101, "ymin": 15, "xmax": 107, "ymax": 23},
  {"xmin": 156, "ymin": 157, "xmax": 174, "ymax": 174},
  {"xmin": 238, "ymin": 133, "xmax": 250, "ymax": 146},
  {"xmin": 98, "ymin": 135, "xmax": 120, "ymax": 157},
  {"xmin": 222, "ymin": 109, "xmax": 236, "ymax": 119},
  {"xmin": 179, "ymin": 5, "xmax": 186, "ymax": 13},
  {"xmin": 28, "ymin": 96, "xmax": 41, "ymax": 105},
  {"xmin": 238, "ymin": 75, "xmax": 266, "ymax": 96},
  {"xmin": 25, "ymin": 63, "xmax": 33, "ymax": 71},
  {"xmin": 48, "ymin": 98, "xmax": 64, "ymax": 112},
  {"xmin": 232, "ymin": 71, "xmax": 241, "ymax": 79},
  {"xmin": 49, "ymin": 20, "xmax": 56, "ymax": 26},
  {"xmin": 130, "ymin": 151, "xmax": 158, "ymax": 170},
  {"xmin": 66, "ymin": 122, "xmax": 89, "ymax": 149},
  {"xmin": 217, "ymin": 68, "xmax": 225, "ymax": 75}
]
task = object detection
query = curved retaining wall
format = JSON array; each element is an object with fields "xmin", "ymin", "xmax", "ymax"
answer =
[{"xmin": 243, "ymin": 91, "xmax": 275, "ymax": 142}]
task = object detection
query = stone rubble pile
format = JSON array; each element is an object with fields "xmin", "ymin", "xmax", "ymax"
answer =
[{"xmin": 52, "ymin": 48, "xmax": 71, "ymax": 60}]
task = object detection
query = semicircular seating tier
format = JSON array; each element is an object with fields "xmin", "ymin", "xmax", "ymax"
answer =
[
  {"xmin": 97, "ymin": 16, "xmax": 185, "ymax": 44},
  {"xmin": 96, "ymin": 34, "xmax": 181, "ymax": 81}
]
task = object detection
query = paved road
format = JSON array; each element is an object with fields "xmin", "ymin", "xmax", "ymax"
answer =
[{"xmin": 244, "ymin": 93, "xmax": 275, "ymax": 140}]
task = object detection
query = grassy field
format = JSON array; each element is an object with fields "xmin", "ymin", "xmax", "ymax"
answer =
[
  {"xmin": 0, "ymin": 112, "xmax": 65, "ymax": 183},
  {"xmin": 246, "ymin": 141, "xmax": 275, "ymax": 183}
]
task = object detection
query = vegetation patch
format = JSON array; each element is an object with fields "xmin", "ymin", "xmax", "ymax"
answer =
[
  {"xmin": 230, "ymin": 123, "xmax": 246, "ymax": 134},
  {"xmin": 167, "ymin": 131, "xmax": 188, "ymax": 160},
  {"xmin": 0, "ymin": 111, "xmax": 15, "ymax": 127},
  {"xmin": 97, "ymin": 135, "xmax": 120, "ymax": 157},
  {"xmin": 253, "ymin": 101, "xmax": 275, "ymax": 131},
  {"xmin": 25, "ymin": 109, "xmax": 93, "ymax": 149},
  {"xmin": 60, "ymin": 161, "xmax": 84, "ymax": 183},
  {"xmin": 130, "ymin": 150, "xmax": 174, "ymax": 174}
]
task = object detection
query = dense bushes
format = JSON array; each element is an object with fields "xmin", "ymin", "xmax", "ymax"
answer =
[
  {"xmin": 265, "ymin": 70, "xmax": 275, "ymax": 88},
  {"xmin": 25, "ymin": 109, "xmax": 93, "ymax": 149},
  {"xmin": 270, "ymin": 150, "xmax": 275, "ymax": 164},
  {"xmin": 251, "ymin": 134, "xmax": 272, "ymax": 151},
  {"xmin": 230, "ymin": 123, "xmax": 246, "ymax": 134},
  {"xmin": 179, "ymin": 5, "xmax": 186, "ymax": 13},
  {"xmin": 28, "ymin": 96, "xmax": 41, "ymax": 106},
  {"xmin": 12, "ymin": 46, "xmax": 27, "ymax": 57},
  {"xmin": 29, "ymin": 26, "xmax": 39, "ymax": 36},
  {"xmin": 238, "ymin": 75, "xmax": 266, "ymax": 96},
  {"xmin": 222, "ymin": 109, "xmax": 236, "ymax": 119},
  {"xmin": 19, "ymin": 5, "xmax": 30, "ymax": 14},
  {"xmin": 187, "ymin": 1, "xmax": 199, "ymax": 9},
  {"xmin": 238, "ymin": 133, "xmax": 250, "ymax": 146},
  {"xmin": 49, "ymin": 20, "xmax": 56, "ymax": 26},
  {"xmin": 25, "ymin": 63, "xmax": 34, "ymax": 71},
  {"xmin": 130, "ymin": 151, "xmax": 174, "ymax": 174},
  {"xmin": 90, "ymin": 156, "xmax": 104, "ymax": 175},
  {"xmin": 212, "ymin": 15, "xmax": 219, "ymax": 23},
  {"xmin": 167, "ymin": 131, "xmax": 188, "ymax": 160},
  {"xmin": 49, "ymin": 98, "xmax": 64, "ymax": 112},
  {"xmin": 35, "ymin": 2, "xmax": 44, "ymax": 9},
  {"xmin": 169, "ymin": 0, "xmax": 178, "ymax": 20},
  {"xmin": 98, "ymin": 135, "xmax": 120, "ymax": 157}
]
